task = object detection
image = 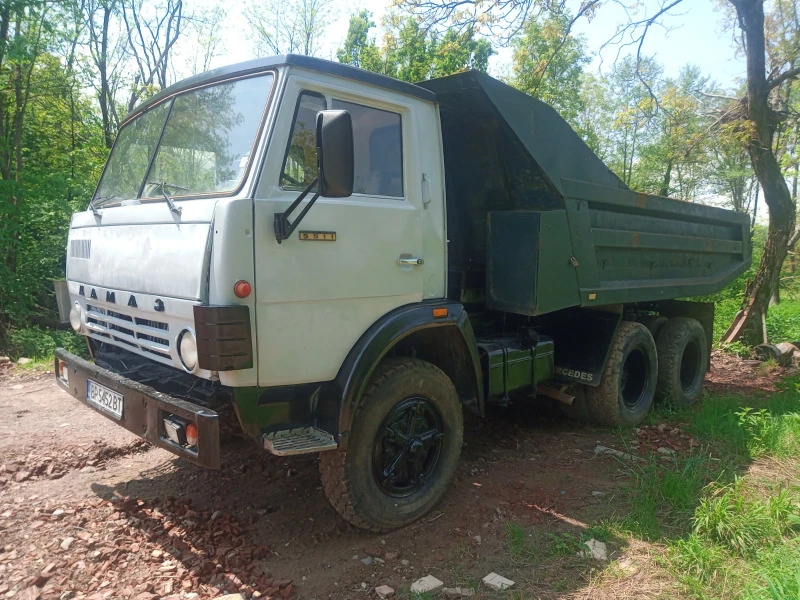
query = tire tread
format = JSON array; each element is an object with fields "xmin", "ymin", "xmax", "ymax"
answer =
[
  {"xmin": 587, "ymin": 321, "xmax": 657, "ymax": 426},
  {"xmin": 655, "ymin": 317, "xmax": 708, "ymax": 405},
  {"xmin": 319, "ymin": 357, "xmax": 460, "ymax": 532}
]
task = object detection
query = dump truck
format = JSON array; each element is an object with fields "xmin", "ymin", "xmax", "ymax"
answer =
[{"xmin": 54, "ymin": 55, "xmax": 751, "ymax": 531}]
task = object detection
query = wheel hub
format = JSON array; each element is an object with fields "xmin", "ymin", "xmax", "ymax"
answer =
[{"xmin": 372, "ymin": 397, "xmax": 444, "ymax": 498}]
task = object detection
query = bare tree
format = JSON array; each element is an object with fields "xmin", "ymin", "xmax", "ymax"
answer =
[
  {"xmin": 243, "ymin": 0, "xmax": 332, "ymax": 57},
  {"xmin": 85, "ymin": 0, "xmax": 128, "ymax": 148},
  {"xmin": 186, "ymin": 4, "xmax": 227, "ymax": 75},
  {"xmin": 122, "ymin": 0, "xmax": 183, "ymax": 111}
]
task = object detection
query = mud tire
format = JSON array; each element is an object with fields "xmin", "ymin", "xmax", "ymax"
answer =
[
  {"xmin": 587, "ymin": 321, "xmax": 657, "ymax": 426},
  {"xmin": 655, "ymin": 317, "xmax": 708, "ymax": 405},
  {"xmin": 319, "ymin": 357, "xmax": 463, "ymax": 532}
]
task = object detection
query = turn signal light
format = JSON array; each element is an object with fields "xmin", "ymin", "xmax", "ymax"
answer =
[
  {"xmin": 234, "ymin": 280, "xmax": 252, "ymax": 298},
  {"xmin": 432, "ymin": 307, "xmax": 448, "ymax": 318},
  {"xmin": 186, "ymin": 422, "xmax": 198, "ymax": 447}
]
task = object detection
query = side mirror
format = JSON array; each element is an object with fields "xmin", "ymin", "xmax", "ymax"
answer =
[{"xmin": 316, "ymin": 110, "xmax": 354, "ymax": 198}]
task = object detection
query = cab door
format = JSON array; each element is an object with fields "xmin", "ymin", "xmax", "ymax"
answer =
[{"xmin": 253, "ymin": 76, "xmax": 425, "ymax": 387}]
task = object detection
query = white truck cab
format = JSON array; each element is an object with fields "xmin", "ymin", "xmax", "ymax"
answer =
[{"xmin": 54, "ymin": 55, "xmax": 749, "ymax": 531}]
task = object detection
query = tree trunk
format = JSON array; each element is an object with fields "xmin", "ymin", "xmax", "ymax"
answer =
[
  {"xmin": 660, "ymin": 157, "xmax": 673, "ymax": 197},
  {"xmin": 727, "ymin": 0, "xmax": 796, "ymax": 344}
]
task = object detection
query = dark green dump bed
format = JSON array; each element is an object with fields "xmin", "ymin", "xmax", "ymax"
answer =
[{"xmin": 419, "ymin": 72, "xmax": 751, "ymax": 316}]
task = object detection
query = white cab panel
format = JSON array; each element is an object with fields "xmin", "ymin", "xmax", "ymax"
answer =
[
  {"xmin": 207, "ymin": 198, "xmax": 259, "ymax": 387},
  {"xmin": 253, "ymin": 69, "xmax": 445, "ymax": 387},
  {"xmin": 68, "ymin": 222, "xmax": 211, "ymax": 301}
]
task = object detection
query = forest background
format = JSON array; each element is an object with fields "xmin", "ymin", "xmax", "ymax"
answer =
[{"xmin": 0, "ymin": 0, "xmax": 798, "ymax": 358}]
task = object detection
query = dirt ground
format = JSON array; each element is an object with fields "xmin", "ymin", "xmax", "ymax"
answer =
[{"xmin": 0, "ymin": 353, "xmax": 782, "ymax": 600}]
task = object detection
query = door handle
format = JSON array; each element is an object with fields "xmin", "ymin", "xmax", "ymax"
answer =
[
  {"xmin": 398, "ymin": 256, "xmax": 424, "ymax": 266},
  {"xmin": 421, "ymin": 173, "xmax": 431, "ymax": 209}
]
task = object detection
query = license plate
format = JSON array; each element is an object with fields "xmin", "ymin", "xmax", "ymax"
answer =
[{"xmin": 87, "ymin": 380, "xmax": 123, "ymax": 420}]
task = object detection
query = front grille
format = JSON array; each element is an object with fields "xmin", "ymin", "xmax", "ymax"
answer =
[
  {"xmin": 92, "ymin": 342, "xmax": 233, "ymax": 410},
  {"xmin": 86, "ymin": 303, "xmax": 171, "ymax": 364},
  {"xmin": 70, "ymin": 239, "xmax": 91, "ymax": 259}
]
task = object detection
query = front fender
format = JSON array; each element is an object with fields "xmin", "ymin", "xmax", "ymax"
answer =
[{"xmin": 331, "ymin": 301, "xmax": 482, "ymax": 450}]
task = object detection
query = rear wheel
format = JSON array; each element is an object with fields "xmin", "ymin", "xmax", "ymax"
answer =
[
  {"xmin": 638, "ymin": 314, "xmax": 668, "ymax": 339},
  {"xmin": 319, "ymin": 357, "xmax": 463, "ymax": 532},
  {"xmin": 587, "ymin": 321, "xmax": 657, "ymax": 426},
  {"xmin": 655, "ymin": 317, "xmax": 708, "ymax": 405}
]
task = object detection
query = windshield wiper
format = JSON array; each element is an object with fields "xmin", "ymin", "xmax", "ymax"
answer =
[
  {"xmin": 148, "ymin": 181, "xmax": 187, "ymax": 216},
  {"xmin": 89, "ymin": 195, "xmax": 116, "ymax": 217}
]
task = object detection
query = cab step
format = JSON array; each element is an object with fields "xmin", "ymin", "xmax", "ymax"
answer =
[{"xmin": 262, "ymin": 427, "xmax": 338, "ymax": 456}]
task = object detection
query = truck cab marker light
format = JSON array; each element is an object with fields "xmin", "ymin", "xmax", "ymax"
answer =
[
  {"xmin": 56, "ymin": 359, "xmax": 69, "ymax": 384},
  {"xmin": 432, "ymin": 307, "xmax": 448, "ymax": 318},
  {"xmin": 234, "ymin": 280, "xmax": 252, "ymax": 298}
]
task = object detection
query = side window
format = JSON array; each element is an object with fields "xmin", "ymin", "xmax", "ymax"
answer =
[
  {"xmin": 281, "ymin": 92, "xmax": 326, "ymax": 189},
  {"xmin": 331, "ymin": 100, "xmax": 403, "ymax": 198}
]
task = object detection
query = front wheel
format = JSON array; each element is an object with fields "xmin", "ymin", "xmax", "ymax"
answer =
[{"xmin": 320, "ymin": 357, "xmax": 463, "ymax": 532}]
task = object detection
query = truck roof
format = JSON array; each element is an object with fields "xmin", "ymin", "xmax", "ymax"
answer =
[{"xmin": 123, "ymin": 54, "xmax": 437, "ymax": 123}]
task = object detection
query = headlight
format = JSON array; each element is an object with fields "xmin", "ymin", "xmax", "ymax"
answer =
[
  {"xmin": 178, "ymin": 330, "xmax": 198, "ymax": 371},
  {"xmin": 69, "ymin": 302, "xmax": 82, "ymax": 333}
]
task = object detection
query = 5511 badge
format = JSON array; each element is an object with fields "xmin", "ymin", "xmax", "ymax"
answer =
[{"xmin": 299, "ymin": 231, "xmax": 336, "ymax": 241}]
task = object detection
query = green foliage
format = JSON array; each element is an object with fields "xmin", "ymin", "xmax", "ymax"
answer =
[
  {"xmin": 546, "ymin": 531, "xmax": 582, "ymax": 556},
  {"xmin": 337, "ymin": 13, "xmax": 493, "ymax": 83},
  {"xmin": 694, "ymin": 479, "xmax": 778, "ymax": 556},
  {"xmin": 0, "ymin": 37, "xmax": 106, "ymax": 345},
  {"xmin": 506, "ymin": 521, "xmax": 535, "ymax": 561},
  {"xmin": 510, "ymin": 11, "xmax": 589, "ymax": 128},
  {"xmin": 7, "ymin": 327, "xmax": 87, "ymax": 360},
  {"xmin": 623, "ymin": 453, "xmax": 714, "ymax": 539},
  {"xmin": 735, "ymin": 408, "xmax": 795, "ymax": 458},
  {"xmin": 624, "ymin": 376, "xmax": 800, "ymax": 597},
  {"xmin": 336, "ymin": 10, "xmax": 382, "ymax": 70},
  {"xmin": 765, "ymin": 302, "xmax": 800, "ymax": 342}
]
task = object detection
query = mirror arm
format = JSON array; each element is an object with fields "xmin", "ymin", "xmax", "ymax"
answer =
[{"xmin": 273, "ymin": 177, "xmax": 320, "ymax": 243}]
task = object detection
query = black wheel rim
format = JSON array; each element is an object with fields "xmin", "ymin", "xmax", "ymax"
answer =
[
  {"xmin": 372, "ymin": 397, "xmax": 444, "ymax": 498},
  {"xmin": 680, "ymin": 340, "xmax": 701, "ymax": 392},
  {"xmin": 620, "ymin": 348, "xmax": 649, "ymax": 409}
]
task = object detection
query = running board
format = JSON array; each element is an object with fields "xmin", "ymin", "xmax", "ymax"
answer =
[{"xmin": 262, "ymin": 427, "xmax": 338, "ymax": 456}]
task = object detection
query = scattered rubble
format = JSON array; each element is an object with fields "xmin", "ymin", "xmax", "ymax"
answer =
[
  {"xmin": 443, "ymin": 586, "xmax": 475, "ymax": 597},
  {"xmin": 374, "ymin": 584, "xmax": 394, "ymax": 598},
  {"xmin": 634, "ymin": 425, "xmax": 700, "ymax": 455},
  {"xmin": 0, "ymin": 495, "xmax": 293, "ymax": 599},
  {"xmin": 410, "ymin": 575, "xmax": 444, "ymax": 594},
  {"xmin": 594, "ymin": 445, "xmax": 644, "ymax": 462},
  {"xmin": 482, "ymin": 572, "xmax": 515, "ymax": 590},
  {"xmin": 581, "ymin": 538, "xmax": 608, "ymax": 561},
  {"xmin": 0, "ymin": 439, "xmax": 149, "ymax": 488},
  {"xmin": 706, "ymin": 349, "xmax": 792, "ymax": 394}
]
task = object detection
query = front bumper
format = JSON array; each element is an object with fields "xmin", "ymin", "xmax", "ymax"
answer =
[{"xmin": 54, "ymin": 348, "xmax": 220, "ymax": 469}]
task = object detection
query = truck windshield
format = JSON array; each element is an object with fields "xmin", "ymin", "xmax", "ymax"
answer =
[{"xmin": 94, "ymin": 72, "xmax": 274, "ymax": 207}]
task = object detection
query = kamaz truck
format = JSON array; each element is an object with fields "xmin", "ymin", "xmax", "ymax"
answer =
[{"xmin": 54, "ymin": 55, "xmax": 751, "ymax": 531}]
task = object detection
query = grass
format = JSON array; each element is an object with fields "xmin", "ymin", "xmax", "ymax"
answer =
[
  {"xmin": 615, "ymin": 376, "xmax": 800, "ymax": 598},
  {"xmin": 505, "ymin": 521, "xmax": 535, "ymax": 561},
  {"xmin": 15, "ymin": 355, "xmax": 56, "ymax": 372},
  {"xmin": 712, "ymin": 298, "xmax": 800, "ymax": 349}
]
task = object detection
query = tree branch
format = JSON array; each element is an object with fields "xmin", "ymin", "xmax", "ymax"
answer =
[{"xmin": 768, "ymin": 65, "xmax": 800, "ymax": 91}]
